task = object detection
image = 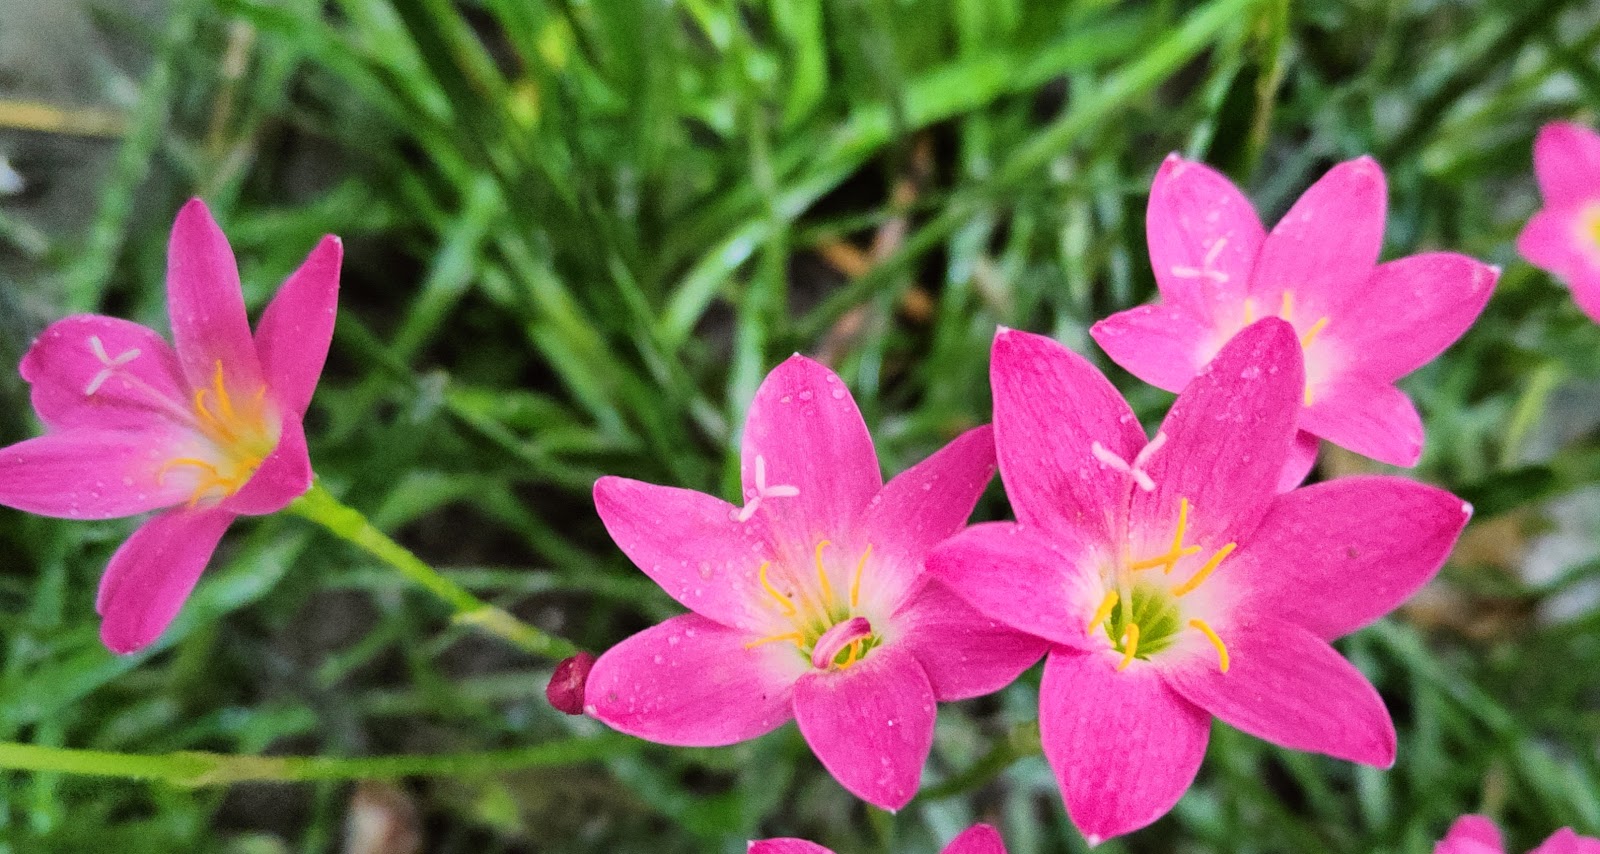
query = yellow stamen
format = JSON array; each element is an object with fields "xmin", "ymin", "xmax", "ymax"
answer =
[
  {"xmin": 1117, "ymin": 623, "xmax": 1140, "ymax": 670},
  {"xmin": 1087, "ymin": 589, "xmax": 1119, "ymax": 632},
  {"xmin": 758, "ymin": 561, "xmax": 797, "ymax": 616},
  {"xmin": 814, "ymin": 540, "xmax": 835, "ymax": 606},
  {"xmin": 850, "ymin": 544, "xmax": 872, "ymax": 608},
  {"xmin": 1172, "ymin": 542, "xmax": 1237, "ymax": 597},
  {"xmin": 1189, "ymin": 618, "xmax": 1230, "ymax": 672},
  {"xmin": 1300, "ymin": 316, "xmax": 1329, "ymax": 349},
  {"xmin": 1280, "ymin": 290, "xmax": 1294, "ymax": 321},
  {"xmin": 211, "ymin": 361, "xmax": 237, "ymax": 423},
  {"xmin": 1242, "ymin": 298, "xmax": 1257, "ymax": 325},
  {"xmin": 1303, "ymin": 384, "xmax": 1314, "ymax": 407},
  {"xmin": 744, "ymin": 631, "xmax": 803, "ymax": 650}
]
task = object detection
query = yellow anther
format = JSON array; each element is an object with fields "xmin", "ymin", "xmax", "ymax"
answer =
[
  {"xmin": 1087, "ymin": 589, "xmax": 1120, "ymax": 633},
  {"xmin": 840, "ymin": 639, "xmax": 863, "ymax": 669},
  {"xmin": 1172, "ymin": 542, "xmax": 1237, "ymax": 597},
  {"xmin": 814, "ymin": 540, "xmax": 835, "ymax": 606},
  {"xmin": 1117, "ymin": 623, "xmax": 1140, "ymax": 671},
  {"xmin": 1189, "ymin": 618, "xmax": 1230, "ymax": 672},
  {"xmin": 211, "ymin": 361, "xmax": 237, "ymax": 422},
  {"xmin": 156, "ymin": 457, "xmax": 219, "ymax": 485},
  {"xmin": 850, "ymin": 544, "xmax": 872, "ymax": 609},
  {"xmin": 1243, "ymin": 298, "xmax": 1257, "ymax": 325},
  {"xmin": 1303, "ymin": 384, "xmax": 1314, "ymax": 407},
  {"xmin": 744, "ymin": 631, "xmax": 804, "ymax": 650},
  {"xmin": 1300, "ymin": 316, "xmax": 1329, "ymax": 349},
  {"xmin": 758, "ymin": 561, "xmax": 798, "ymax": 616},
  {"xmin": 1128, "ymin": 544, "xmax": 1201, "ymax": 571},
  {"xmin": 1280, "ymin": 290, "xmax": 1294, "ymax": 321}
]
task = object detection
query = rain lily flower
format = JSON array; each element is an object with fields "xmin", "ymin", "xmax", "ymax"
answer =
[
  {"xmin": 750, "ymin": 823, "xmax": 1005, "ymax": 854},
  {"xmin": 1091, "ymin": 154, "xmax": 1498, "ymax": 482},
  {"xmin": 584, "ymin": 355, "xmax": 1045, "ymax": 810},
  {"xmin": 1437, "ymin": 815, "xmax": 1600, "ymax": 854},
  {"xmin": 1517, "ymin": 121, "xmax": 1600, "ymax": 323},
  {"xmin": 929, "ymin": 320, "xmax": 1471, "ymax": 843},
  {"xmin": 0, "ymin": 199, "xmax": 340, "ymax": 654}
]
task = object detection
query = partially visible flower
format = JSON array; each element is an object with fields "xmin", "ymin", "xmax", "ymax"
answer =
[
  {"xmin": 0, "ymin": 199, "xmax": 340, "ymax": 654},
  {"xmin": 584, "ymin": 355, "xmax": 1045, "ymax": 810},
  {"xmin": 751, "ymin": 823, "xmax": 1005, "ymax": 854},
  {"xmin": 1437, "ymin": 815, "xmax": 1600, "ymax": 854},
  {"xmin": 929, "ymin": 320, "xmax": 1471, "ymax": 843},
  {"xmin": 546, "ymin": 651, "xmax": 596, "ymax": 715},
  {"xmin": 1092, "ymin": 155, "xmax": 1498, "ymax": 483},
  {"xmin": 1517, "ymin": 121, "xmax": 1600, "ymax": 323}
]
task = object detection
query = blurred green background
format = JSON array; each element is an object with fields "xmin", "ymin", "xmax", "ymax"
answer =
[{"xmin": 1, "ymin": 0, "xmax": 1598, "ymax": 851}]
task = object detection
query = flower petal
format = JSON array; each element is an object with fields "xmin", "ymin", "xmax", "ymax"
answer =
[
  {"xmin": 0, "ymin": 430, "xmax": 193, "ymax": 519},
  {"xmin": 1298, "ymin": 377, "xmax": 1423, "ymax": 467},
  {"xmin": 594, "ymin": 476, "xmax": 778, "ymax": 633},
  {"xmin": 1531, "ymin": 828, "xmax": 1600, "ymax": 854},
  {"xmin": 749, "ymin": 841, "xmax": 833, "ymax": 854},
  {"xmin": 255, "ymin": 235, "xmax": 341, "ymax": 417},
  {"xmin": 793, "ymin": 644, "xmax": 935, "ymax": 810},
  {"xmin": 221, "ymin": 415, "xmax": 311, "ymax": 516},
  {"xmin": 1132, "ymin": 318, "xmax": 1303, "ymax": 548},
  {"xmin": 741, "ymin": 355, "xmax": 882, "ymax": 551},
  {"xmin": 1252, "ymin": 157, "xmax": 1387, "ymax": 311},
  {"xmin": 167, "ymin": 199, "xmax": 264, "ymax": 392},
  {"xmin": 1039, "ymin": 649, "xmax": 1210, "ymax": 844},
  {"xmin": 1436, "ymin": 815, "xmax": 1503, "ymax": 854},
  {"xmin": 1163, "ymin": 615, "xmax": 1395, "ymax": 767},
  {"xmin": 927, "ymin": 522, "xmax": 1102, "ymax": 651},
  {"xmin": 1279, "ymin": 431, "xmax": 1319, "ymax": 492},
  {"xmin": 585, "ymin": 614, "xmax": 801, "ymax": 747},
  {"xmin": 893, "ymin": 580, "xmax": 1047, "ymax": 701},
  {"xmin": 19, "ymin": 315, "xmax": 188, "ymax": 432},
  {"xmin": 1146, "ymin": 154, "xmax": 1265, "ymax": 320},
  {"xmin": 943, "ymin": 824, "xmax": 1007, "ymax": 854},
  {"xmin": 1534, "ymin": 122, "xmax": 1600, "ymax": 207},
  {"xmin": 1090, "ymin": 303, "xmax": 1215, "ymax": 394},
  {"xmin": 97, "ymin": 508, "xmax": 235, "ymax": 654},
  {"xmin": 1229, "ymin": 476, "xmax": 1470, "ymax": 639},
  {"xmin": 990, "ymin": 328, "xmax": 1145, "ymax": 547},
  {"xmin": 853, "ymin": 425, "xmax": 995, "ymax": 606},
  {"xmin": 1327, "ymin": 253, "xmax": 1498, "ymax": 383},
  {"xmin": 1517, "ymin": 207, "xmax": 1592, "ymax": 277}
]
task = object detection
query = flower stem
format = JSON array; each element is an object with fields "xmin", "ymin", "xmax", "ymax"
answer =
[
  {"xmin": 287, "ymin": 480, "xmax": 577, "ymax": 659},
  {"xmin": 913, "ymin": 720, "xmax": 1042, "ymax": 803},
  {"xmin": 0, "ymin": 734, "xmax": 630, "ymax": 786}
]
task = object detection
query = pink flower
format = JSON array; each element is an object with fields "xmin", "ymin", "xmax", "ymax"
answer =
[
  {"xmin": 1517, "ymin": 121, "xmax": 1600, "ymax": 323},
  {"xmin": 1091, "ymin": 155, "xmax": 1498, "ymax": 481},
  {"xmin": 584, "ymin": 355, "xmax": 1045, "ymax": 810},
  {"xmin": 750, "ymin": 823, "xmax": 1005, "ymax": 854},
  {"xmin": 0, "ymin": 199, "xmax": 340, "ymax": 654},
  {"xmin": 928, "ymin": 320, "xmax": 1471, "ymax": 843},
  {"xmin": 1437, "ymin": 815, "xmax": 1600, "ymax": 854}
]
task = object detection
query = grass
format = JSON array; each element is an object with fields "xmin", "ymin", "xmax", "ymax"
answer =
[{"xmin": 1, "ymin": 0, "xmax": 1599, "ymax": 851}]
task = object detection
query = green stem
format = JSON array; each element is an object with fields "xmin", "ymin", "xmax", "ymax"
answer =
[
  {"xmin": 287, "ymin": 481, "xmax": 577, "ymax": 659},
  {"xmin": 0, "ymin": 734, "xmax": 630, "ymax": 787},
  {"xmin": 914, "ymin": 720, "xmax": 1042, "ymax": 803}
]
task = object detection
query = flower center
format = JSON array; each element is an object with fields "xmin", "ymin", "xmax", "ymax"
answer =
[
  {"xmin": 157, "ymin": 361, "xmax": 279, "ymax": 506},
  {"xmin": 744, "ymin": 540, "xmax": 879, "ymax": 670},
  {"xmin": 1586, "ymin": 206, "xmax": 1600, "ymax": 251},
  {"xmin": 1241, "ymin": 290, "xmax": 1328, "ymax": 406},
  {"xmin": 1088, "ymin": 497, "xmax": 1235, "ymax": 672}
]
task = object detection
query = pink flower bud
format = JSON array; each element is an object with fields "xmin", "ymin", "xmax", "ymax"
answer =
[{"xmin": 546, "ymin": 652, "xmax": 596, "ymax": 715}]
